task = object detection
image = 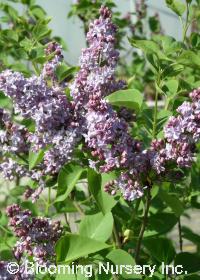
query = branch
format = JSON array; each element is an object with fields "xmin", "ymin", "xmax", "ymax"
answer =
[
  {"xmin": 135, "ymin": 187, "xmax": 151, "ymax": 263},
  {"xmin": 178, "ymin": 218, "xmax": 183, "ymax": 252}
]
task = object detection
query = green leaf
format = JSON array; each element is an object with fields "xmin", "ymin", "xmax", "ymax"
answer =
[
  {"xmin": 33, "ymin": 20, "xmax": 51, "ymax": 41},
  {"xmin": 190, "ymin": 33, "xmax": 200, "ymax": 49},
  {"xmin": 182, "ymin": 226, "xmax": 200, "ymax": 246},
  {"xmin": 29, "ymin": 149, "xmax": 44, "ymax": 170},
  {"xmin": 177, "ymin": 50, "xmax": 200, "ymax": 68},
  {"xmin": 166, "ymin": 0, "xmax": 186, "ymax": 16},
  {"xmin": 159, "ymin": 189, "xmax": 184, "ymax": 217},
  {"xmin": 56, "ymin": 234, "xmax": 110, "ymax": 263},
  {"xmin": 54, "ymin": 198, "xmax": 77, "ymax": 214},
  {"xmin": 56, "ymin": 163, "xmax": 84, "ymax": 202},
  {"xmin": 129, "ymin": 38, "xmax": 169, "ymax": 60},
  {"xmin": 163, "ymin": 79, "xmax": 179, "ymax": 96},
  {"xmin": 21, "ymin": 201, "xmax": 38, "ymax": 216},
  {"xmin": 88, "ymin": 169, "xmax": 118, "ymax": 214},
  {"xmin": 149, "ymin": 16, "xmax": 160, "ymax": 33},
  {"xmin": 154, "ymin": 35, "xmax": 182, "ymax": 55},
  {"xmin": 143, "ymin": 238, "xmax": 176, "ymax": 264},
  {"xmin": 184, "ymin": 275, "xmax": 200, "ymax": 280},
  {"xmin": 55, "ymin": 65, "xmax": 78, "ymax": 82},
  {"xmin": 106, "ymin": 89, "xmax": 143, "ymax": 111},
  {"xmin": 156, "ymin": 110, "xmax": 172, "ymax": 135},
  {"xmin": 175, "ymin": 253, "xmax": 200, "ymax": 273},
  {"xmin": 30, "ymin": 5, "xmax": 46, "ymax": 19},
  {"xmin": 129, "ymin": 38, "xmax": 160, "ymax": 54},
  {"xmin": 79, "ymin": 212, "xmax": 113, "ymax": 242},
  {"xmin": 0, "ymin": 91, "xmax": 11, "ymax": 108},
  {"xmin": 20, "ymin": 38, "xmax": 33, "ymax": 51},
  {"xmin": 162, "ymin": 64, "xmax": 184, "ymax": 77},
  {"xmin": 10, "ymin": 186, "xmax": 27, "ymax": 196},
  {"xmin": 1, "ymin": 30, "xmax": 18, "ymax": 42},
  {"xmin": 106, "ymin": 249, "xmax": 140, "ymax": 279},
  {"xmin": 146, "ymin": 213, "xmax": 178, "ymax": 236},
  {"xmin": 4, "ymin": 5, "xmax": 18, "ymax": 21},
  {"xmin": 10, "ymin": 63, "xmax": 29, "ymax": 75}
]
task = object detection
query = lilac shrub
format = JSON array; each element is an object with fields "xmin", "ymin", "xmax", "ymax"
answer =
[
  {"xmin": 0, "ymin": 5, "xmax": 200, "ymax": 202},
  {"xmin": 0, "ymin": 0, "xmax": 200, "ymax": 276}
]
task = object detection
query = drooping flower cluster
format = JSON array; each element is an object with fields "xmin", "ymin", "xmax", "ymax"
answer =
[
  {"xmin": 6, "ymin": 204, "xmax": 62, "ymax": 265},
  {"xmin": 69, "ymin": 6, "xmax": 146, "ymax": 200},
  {"xmin": 0, "ymin": 43, "xmax": 81, "ymax": 174}
]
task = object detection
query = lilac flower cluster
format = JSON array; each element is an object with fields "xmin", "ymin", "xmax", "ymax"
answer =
[
  {"xmin": 6, "ymin": 204, "xmax": 62, "ymax": 265},
  {"xmin": 0, "ymin": 108, "xmax": 45, "ymax": 201},
  {"xmin": 0, "ymin": 204, "xmax": 61, "ymax": 279},
  {"xmin": 0, "ymin": 42, "xmax": 81, "ymax": 174},
  {"xmin": 0, "ymin": 109, "xmax": 29, "ymax": 181},
  {"xmin": 70, "ymin": 6, "xmax": 125, "ymax": 109},
  {"xmin": 69, "ymin": 6, "xmax": 146, "ymax": 200},
  {"xmin": 150, "ymin": 89, "xmax": 200, "ymax": 174}
]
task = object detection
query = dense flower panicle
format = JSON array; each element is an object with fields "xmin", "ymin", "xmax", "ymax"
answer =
[
  {"xmin": 150, "ymin": 88, "xmax": 200, "ymax": 174},
  {"xmin": 85, "ymin": 100, "xmax": 136, "ymax": 172},
  {"xmin": 0, "ymin": 155, "xmax": 45, "ymax": 202},
  {"xmin": 43, "ymin": 126, "xmax": 81, "ymax": 173},
  {"xmin": 69, "ymin": 5, "xmax": 145, "ymax": 200},
  {"xmin": 6, "ymin": 204, "xmax": 62, "ymax": 265},
  {"xmin": 0, "ymin": 71, "xmax": 73, "ymax": 148},
  {"xmin": 0, "ymin": 44, "xmax": 81, "ymax": 175},
  {"xmin": 118, "ymin": 107, "xmax": 136, "ymax": 123},
  {"xmin": 70, "ymin": 5, "xmax": 125, "ymax": 110}
]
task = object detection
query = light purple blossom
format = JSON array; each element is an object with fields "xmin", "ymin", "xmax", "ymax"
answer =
[
  {"xmin": 70, "ymin": 6, "xmax": 144, "ymax": 200},
  {"xmin": 6, "ymin": 204, "xmax": 62, "ymax": 265},
  {"xmin": 150, "ymin": 88, "xmax": 200, "ymax": 174}
]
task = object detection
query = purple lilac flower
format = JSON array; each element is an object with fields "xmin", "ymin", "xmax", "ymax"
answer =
[
  {"xmin": 70, "ymin": 6, "xmax": 125, "ymax": 110},
  {"xmin": 0, "ymin": 45, "xmax": 81, "ymax": 174},
  {"xmin": 0, "ymin": 158, "xmax": 29, "ymax": 181},
  {"xmin": 150, "ymin": 88, "xmax": 200, "ymax": 174},
  {"xmin": 70, "ymin": 6, "xmax": 145, "ymax": 200},
  {"xmin": 6, "ymin": 204, "xmax": 62, "ymax": 265}
]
